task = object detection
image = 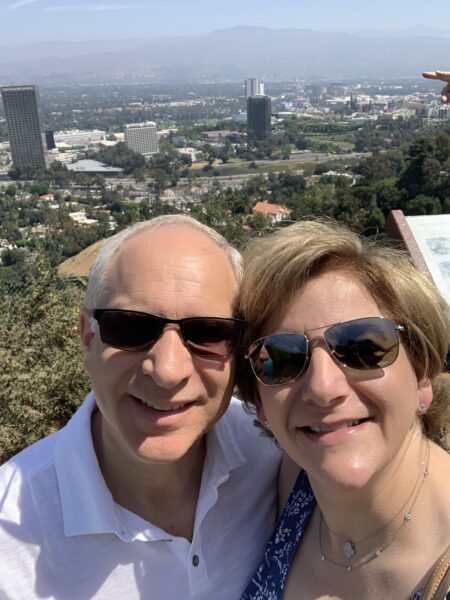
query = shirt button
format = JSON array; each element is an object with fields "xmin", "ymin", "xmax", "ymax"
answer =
[{"xmin": 192, "ymin": 555, "xmax": 200, "ymax": 567}]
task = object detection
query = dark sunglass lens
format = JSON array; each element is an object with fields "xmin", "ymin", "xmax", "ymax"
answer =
[
  {"xmin": 249, "ymin": 333, "xmax": 308, "ymax": 385},
  {"xmin": 325, "ymin": 318, "xmax": 400, "ymax": 370},
  {"xmin": 99, "ymin": 311, "xmax": 162, "ymax": 351},
  {"xmin": 183, "ymin": 319, "xmax": 242, "ymax": 357}
]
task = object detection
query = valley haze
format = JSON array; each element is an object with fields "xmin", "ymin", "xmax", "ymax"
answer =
[{"xmin": 1, "ymin": 26, "xmax": 450, "ymax": 84}]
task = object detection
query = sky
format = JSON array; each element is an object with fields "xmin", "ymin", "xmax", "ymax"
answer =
[{"xmin": 1, "ymin": 0, "xmax": 450, "ymax": 46}]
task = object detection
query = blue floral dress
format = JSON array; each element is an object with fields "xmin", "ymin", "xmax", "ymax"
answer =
[{"xmin": 241, "ymin": 470, "xmax": 423, "ymax": 600}]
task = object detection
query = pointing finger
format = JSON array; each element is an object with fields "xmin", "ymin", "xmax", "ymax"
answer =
[{"xmin": 422, "ymin": 70, "xmax": 450, "ymax": 81}]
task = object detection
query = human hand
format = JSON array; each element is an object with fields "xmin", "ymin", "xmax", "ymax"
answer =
[{"xmin": 422, "ymin": 70, "xmax": 450, "ymax": 104}]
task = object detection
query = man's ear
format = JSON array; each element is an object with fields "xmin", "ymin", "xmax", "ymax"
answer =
[{"xmin": 79, "ymin": 309, "xmax": 95, "ymax": 353}]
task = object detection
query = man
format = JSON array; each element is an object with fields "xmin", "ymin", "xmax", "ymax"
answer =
[{"xmin": 0, "ymin": 215, "xmax": 280, "ymax": 599}]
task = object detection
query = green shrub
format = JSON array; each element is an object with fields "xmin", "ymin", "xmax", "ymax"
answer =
[{"xmin": 0, "ymin": 258, "xmax": 90, "ymax": 463}]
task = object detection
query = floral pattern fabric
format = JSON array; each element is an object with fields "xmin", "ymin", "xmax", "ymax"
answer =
[{"xmin": 241, "ymin": 470, "xmax": 423, "ymax": 600}]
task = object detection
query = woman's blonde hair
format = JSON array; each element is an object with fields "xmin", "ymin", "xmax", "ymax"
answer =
[{"xmin": 236, "ymin": 218, "xmax": 450, "ymax": 451}]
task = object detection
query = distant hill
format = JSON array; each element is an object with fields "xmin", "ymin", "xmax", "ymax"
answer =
[
  {"xmin": 58, "ymin": 239, "xmax": 104, "ymax": 278},
  {"xmin": 0, "ymin": 39, "xmax": 150, "ymax": 64},
  {"xmin": 355, "ymin": 26, "xmax": 450, "ymax": 38},
  {"xmin": 0, "ymin": 26, "xmax": 449, "ymax": 84}
]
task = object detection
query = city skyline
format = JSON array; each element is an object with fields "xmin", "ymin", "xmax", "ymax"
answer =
[{"xmin": 1, "ymin": 0, "xmax": 450, "ymax": 47}]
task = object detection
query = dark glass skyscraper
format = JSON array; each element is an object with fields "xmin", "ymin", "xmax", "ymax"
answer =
[
  {"xmin": 45, "ymin": 130, "xmax": 56, "ymax": 150},
  {"xmin": 247, "ymin": 96, "xmax": 271, "ymax": 141},
  {"xmin": 0, "ymin": 85, "xmax": 46, "ymax": 171}
]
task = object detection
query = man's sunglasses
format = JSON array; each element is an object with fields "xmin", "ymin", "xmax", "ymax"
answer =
[
  {"xmin": 246, "ymin": 316, "xmax": 405, "ymax": 386},
  {"xmin": 92, "ymin": 309, "xmax": 247, "ymax": 358}
]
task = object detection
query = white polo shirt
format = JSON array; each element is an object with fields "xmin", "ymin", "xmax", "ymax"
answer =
[{"xmin": 0, "ymin": 393, "xmax": 281, "ymax": 599}]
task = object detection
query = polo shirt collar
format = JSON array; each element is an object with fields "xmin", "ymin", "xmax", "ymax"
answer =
[
  {"xmin": 54, "ymin": 392, "xmax": 122, "ymax": 538},
  {"xmin": 54, "ymin": 393, "xmax": 246, "ymax": 541}
]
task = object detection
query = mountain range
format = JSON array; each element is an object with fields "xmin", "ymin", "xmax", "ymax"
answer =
[{"xmin": 0, "ymin": 26, "xmax": 449, "ymax": 84}]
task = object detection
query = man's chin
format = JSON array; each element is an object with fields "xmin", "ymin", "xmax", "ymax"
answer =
[{"xmin": 132, "ymin": 434, "xmax": 206, "ymax": 467}]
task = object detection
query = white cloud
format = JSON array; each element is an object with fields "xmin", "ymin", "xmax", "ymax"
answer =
[
  {"xmin": 43, "ymin": 3, "xmax": 147, "ymax": 11},
  {"xmin": 8, "ymin": 0, "xmax": 38, "ymax": 10}
]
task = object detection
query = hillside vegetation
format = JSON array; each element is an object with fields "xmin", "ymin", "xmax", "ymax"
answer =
[
  {"xmin": 1, "ymin": 127, "xmax": 450, "ymax": 462},
  {"xmin": 0, "ymin": 258, "xmax": 89, "ymax": 462}
]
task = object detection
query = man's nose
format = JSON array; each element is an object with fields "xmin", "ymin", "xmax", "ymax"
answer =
[{"xmin": 141, "ymin": 326, "xmax": 195, "ymax": 389}]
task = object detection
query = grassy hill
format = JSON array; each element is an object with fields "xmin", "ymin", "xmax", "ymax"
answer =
[{"xmin": 58, "ymin": 239, "xmax": 105, "ymax": 278}]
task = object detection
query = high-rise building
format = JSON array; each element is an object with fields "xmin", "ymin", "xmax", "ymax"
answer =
[
  {"xmin": 45, "ymin": 130, "xmax": 56, "ymax": 150},
  {"xmin": 245, "ymin": 78, "xmax": 264, "ymax": 98},
  {"xmin": 247, "ymin": 96, "xmax": 271, "ymax": 141},
  {"xmin": 0, "ymin": 85, "xmax": 46, "ymax": 171},
  {"xmin": 124, "ymin": 121, "xmax": 158, "ymax": 156}
]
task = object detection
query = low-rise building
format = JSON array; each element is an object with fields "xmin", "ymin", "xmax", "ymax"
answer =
[
  {"xmin": 69, "ymin": 211, "xmax": 98, "ymax": 226},
  {"xmin": 253, "ymin": 201, "xmax": 291, "ymax": 224},
  {"xmin": 54, "ymin": 129, "xmax": 106, "ymax": 147},
  {"xmin": 67, "ymin": 159, "xmax": 124, "ymax": 176},
  {"xmin": 200, "ymin": 130, "xmax": 234, "ymax": 142},
  {"xmin": 38, "ymin": 193, "xmax": 55, "ymax": 203},
  {"xmin": 178, "ymin": 147, "xmax": 201, "ymax": 162}
]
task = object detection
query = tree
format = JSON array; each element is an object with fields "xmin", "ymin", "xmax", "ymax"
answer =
[
  {"xmin": 218, "ymin": 146, "xmax": 231, "ymax": 164},
  {"xmin": 150, "ymin": 171, "xmax": 170, "ymax": 199},
  {"xmin": 5, "ymin": 184, "xmax": 17, "ymax": 198},
  {"xmin": 405, "ymin": 195, "xmax": 441, "ymax": 216},
  {"xmin": 133, "ymin": 168, "xmax": 147, "ymax": 183},
  {"xmin": 30, "ymin": 182, "xmax": 50, "ymax": 197},
  {"xmin": 251, "ymin": 211, "xmax": 270, "ymax": 234},
  {"xmin": 398, "ymin": 138, "xmax": 435, "ymax": 196},
  {"xmin": 89, "ymin": 142, "xmax": 145, "ymax": 174},
  {"xmin": 1, "ymin": 248, "xmax": 25, "ymax": 267},
  {"xmin": 115, "ymin": 203, "xmax": 140, "ymax": 227},
  {"xmin": 356, "ymin": 151, "xmax": 405, "ymax": 184},
  {"xmin": 281, "ymin": 145, "xmax": 291, "ymax": 160},
  {"xmin": 433, "ymin": 133, "xmax": 450, "ymax": 164}
]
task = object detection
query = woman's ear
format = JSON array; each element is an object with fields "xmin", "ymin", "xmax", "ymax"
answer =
[
  {"xmin": 417, "ymin": 375, "xmax": 433, "ymax": 413},
  {"xmin": 256, "ymin": 404, "xmax": 268, "ymax": 428},
  {"xmin": 411, "ymin": 355, "xmax": 432, "ymax": 413}
]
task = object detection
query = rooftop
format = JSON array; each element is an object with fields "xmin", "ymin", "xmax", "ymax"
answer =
[{"xmin": 66, "ymin": 159, "xmax": 123, "ymax": 174}]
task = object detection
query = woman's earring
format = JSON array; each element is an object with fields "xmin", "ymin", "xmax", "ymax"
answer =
[{"xmin": 417, "ymin": 403, "xmax": 428, "ymax": 415}]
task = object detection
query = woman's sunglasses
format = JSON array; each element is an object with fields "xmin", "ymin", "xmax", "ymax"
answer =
[
  {"xmin": 92, "ymin": 309, "xmax": 247, "ymax": 358},
  {"xmin": 246, "ymin": 316, "xmax": 404, "ymax": 386}
]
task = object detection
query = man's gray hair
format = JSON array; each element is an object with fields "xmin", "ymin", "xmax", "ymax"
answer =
[{"xmin": 84, "ymin": 215, "xmax": 243, "ymax": 310}]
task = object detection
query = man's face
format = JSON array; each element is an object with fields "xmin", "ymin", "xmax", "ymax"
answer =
[{"xmin": 80, "ymin": 225, "xmax": 238, "ymax": 467}]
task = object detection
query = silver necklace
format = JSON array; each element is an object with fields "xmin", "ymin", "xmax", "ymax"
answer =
[{"xmin": 319, "ymin": 438, "xmax": 430, "ymax": 572}]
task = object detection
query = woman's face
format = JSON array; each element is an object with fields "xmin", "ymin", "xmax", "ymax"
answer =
[{"xmin": 256, "ymin": 268, "xmax": 432, "ymax": 491}]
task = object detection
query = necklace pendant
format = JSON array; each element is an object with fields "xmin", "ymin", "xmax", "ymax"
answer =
[{"xmin": 342, "ymin": 541, "xmax": 356, "ymax": 559}]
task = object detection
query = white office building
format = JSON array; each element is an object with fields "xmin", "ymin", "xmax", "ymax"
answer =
[
  {"xmin": 54, "ymin": 129, "xmax": 106, "ymax": 147},
  {"xmin": 245, "ymin": 78, "xmax": 265, "ymax": 98},
  {"xmin": 124, "ymin": 121, "xmax": 158, "ymax": 156}
]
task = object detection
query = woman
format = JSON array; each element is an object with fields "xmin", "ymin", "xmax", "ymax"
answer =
[{"xmin": 237, "ymin": 219, "xmax": 450, "ymax": 599}]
